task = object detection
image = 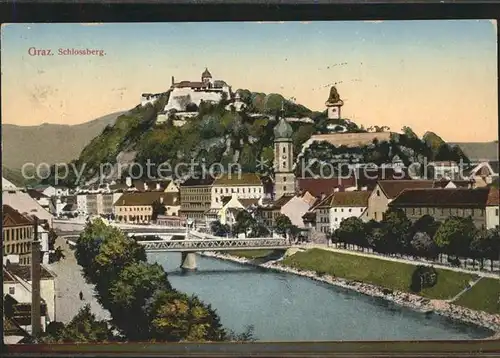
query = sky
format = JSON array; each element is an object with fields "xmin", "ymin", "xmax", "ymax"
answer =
[{"xmin": 1, "ymin": 21, "xmax": 497, "ymax": 142}]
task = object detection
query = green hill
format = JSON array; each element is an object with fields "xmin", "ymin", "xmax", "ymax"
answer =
[{"xmin": 39, "ymin": 89, "xmax": 469, "ymax": 187}]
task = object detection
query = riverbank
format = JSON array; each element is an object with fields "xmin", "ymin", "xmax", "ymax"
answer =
[{"xmin": 198, "ymin": 251, "xmax": 500, "ymax": 336}]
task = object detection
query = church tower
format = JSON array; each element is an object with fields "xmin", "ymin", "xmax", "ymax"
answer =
[{"xmin": 273, "ymin": 104, "xmax": 296, "ymax": 200}]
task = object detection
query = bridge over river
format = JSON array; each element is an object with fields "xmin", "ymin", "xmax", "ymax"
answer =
[{"xmin": 137, "ymin": 231, "xmax": 291, "ymax": 269}]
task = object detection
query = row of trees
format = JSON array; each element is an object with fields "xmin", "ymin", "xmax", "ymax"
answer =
[
  {"xmin": 211, "ymin": 210, "xmax": 304, "ymax": 241},
  {"xmin": 330, "ymin": 209, "xmax": 500, "ymax": 270},
  {"xmin": 41, "ymin": 219, "xmax": 254, "ymax": 343}
]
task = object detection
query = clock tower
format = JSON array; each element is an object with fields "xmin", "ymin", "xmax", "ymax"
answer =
[{"xmin": 273, "ymin": 105, "xmax": 296, "ymax": 200}]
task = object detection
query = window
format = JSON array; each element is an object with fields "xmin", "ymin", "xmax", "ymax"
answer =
[
  {"xmin": 283, "ymin": 147, "xmax": 286, "ymax": 153},
  {"xmin": 282, "ymin": 161, "xmax": 286, "ymax": 168},
  {"xmin": 284, "ymin": 186, "xmax": 287, "ymax": 192},
  {"xmin": 8, "ymin": 286, "xmax": 14, "ymax": 295},
  {"xmin": 283, "ymin": 177, "xmax": 286, "ymax": 182},
  {"xmin": 376, "ymin": 190, "xmax": 380, "ymax": 197},
  {"xmin": 496, "ymin": 208, "xmax": 499, "ymax": 216},
  {"xmin": 348, "ymin": 209, "xmax": 352, "ymax": 213}
]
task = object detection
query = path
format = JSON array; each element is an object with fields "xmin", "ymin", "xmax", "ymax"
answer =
[
  {"xmin": 448, "ymin": 276, "xmax": 484, "ymax": 303},
  {"xmin": 47, "ymin": 237, "xmax": 110, "ymax": 324},
  {"xmin": 301, "ymin": 243, "xmax": 500, "ymax": 279}
]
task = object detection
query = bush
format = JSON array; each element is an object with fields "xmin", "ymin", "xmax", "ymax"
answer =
[{"xmin": 410, "ymin": 265, "xmax": 438, "ymax": 293}]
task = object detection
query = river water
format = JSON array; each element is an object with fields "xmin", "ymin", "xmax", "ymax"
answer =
[{"xmin": 148, "ymin": 252, "xmax": 492, "ymax": 341}]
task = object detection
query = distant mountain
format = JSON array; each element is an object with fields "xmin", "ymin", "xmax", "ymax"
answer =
[
  {"xmin": 448, "ymin": 142, "xmax": 499, "ymax": 163},
  {"xmin": 2, "ymin": 111, "xmax": 126, "ymax": 170}
]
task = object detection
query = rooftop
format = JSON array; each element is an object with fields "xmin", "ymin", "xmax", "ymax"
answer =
[
  {"xmin": 298, "ymin": 177, "xmax": 357, "ymax": 198},
  {"xmin": 3, "ymin": 263, "xmax": 56, "ymax": 282},
  {"xmin": 115, "ymin": 192, "xmax": 180, "ymax": 207},
  {"xmin": 2, "ymin": 190, "xmax": 54, "ymax": 224},
  {"xmin": 180, "ymin": 176, "xmax": 216, "ymax": 187},
  {"xmin": 487, "ymin": 187, "xmax": 499, "ymax": 206},
  {"xmin": 389, "ymin": 188, "xmax": 491, "ymax": 208},
  {"xmin": 377, "ymin": 180, "xmax": 435, "ymax": 199},
  {"xmin": 331, "ymin": 191, "xmax": 372, "ymax": 207},
  {"xmin": 3, "ymin": 205, "xmax": 33, "ymax": 227},
  {"xmin": 213, "ymin": 173, "xmax": 263, "ymax": 186}
]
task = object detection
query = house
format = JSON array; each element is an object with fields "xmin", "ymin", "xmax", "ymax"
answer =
[
  {"xmin": 300, "ymin": 132, "xmax": 393, "ymax": 155},
  {"xmin": 2, "ymin": 186, "xmax": 54, "ymax": 227},
  {"xmin": 179, "ymin": 176, "xmax": 215, "ymax": 224},
  {"xmin": 26, "ymin": 190, "xmax": 50, "ymax": 211},
  {"xmin": 297, "ymin": 177, "xmax": 357, "ymax": 201},
  {"xmin": 486, "ymin": 187, "xmax": 499, "ymax": 229},
  {"xmin": 280, "ymin": 194, "xmax": 315, "ymax": 229},
  {"xmin": 303, "ymin": 193, "xmax": 335, "ymax": 234},
  {"xmin": 144, "ymin": 180, "xmax": 179, "ymax": 193},
  {"xmin": 428, "ymin": 161, "xmax": 461, "ymax": 180},
  {"xmin": 3, "ymin": 263, "xmax": 56, "ymax": 332},
  {"xmin": 217, "ymin": 195, "xmax": 260, "ymax": 226},
  {"xmin": 3, "ymin": 177, "xmax": 19, "ymax": 191},
  {"xmin": 211, "ymin": 173, "xmax": 264, "ymax": 209},
  {"xmin": 432, "ymin": 179, "xmax": 475, "ymax": 189},
  {"xmin": 330, "ymin": 191, "xmax": 371, "ymax": 231},
  {"xmin": 36, "ymin": 185, "xmax": 69, "ymax": 198},
  {"xmin": 463, "ymin": 161, "xmax": 499, "ymax": 187},
  {"xmin": 114, "ymin": 191, "xmax": 180, "ymax": 223},
  {"xmin": 354, "ymin": 166, "xmax": 412, "ymax": 190},
  {"xmin": 256, "ymin": 195, "xmax": 295, "ymax": 228},
  {"xmin": 366, "ymin": 180, "xmax": 435, "ymax": 221},
  {"xmin": 156, "ymin": 215, "xmax": 187, "ymax": 227},
  {"xmin": 76, "ymin": 193, "xmax": 88, "ymax": 217},
  {"xmin": 3, "ymin": 205, "xmax": 35, "ymax": 265},
  {"xmin": 388, "ymin": 187, "xmax": 492, "ymax": 229}
]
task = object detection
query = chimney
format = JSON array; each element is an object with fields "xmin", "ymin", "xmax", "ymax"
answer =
[
  {"xmin": 171, "ymin": 76, "xmax": 175, "ymax": 86},
  {"xmin": 31, "ymin": 218, "xmax": 42, "ymax": 338}
]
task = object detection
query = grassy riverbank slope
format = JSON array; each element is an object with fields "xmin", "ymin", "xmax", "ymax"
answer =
[
  {"xmin": 280, "ymin": 249, "xmax": 477, "ymax": 300},
  {"xmin": 455, "ymin": 278, "xmax": 500, "ymax": 314}
]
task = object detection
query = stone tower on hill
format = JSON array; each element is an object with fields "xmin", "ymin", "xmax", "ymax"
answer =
[{"xmin": 325, "ymin": 86, "xmax": 344, "ymax": 120}]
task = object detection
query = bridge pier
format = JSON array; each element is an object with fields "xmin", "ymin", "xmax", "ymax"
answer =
[{"xmin": 180, "ymin": 252, "xmax": 197, "ymax": 271}]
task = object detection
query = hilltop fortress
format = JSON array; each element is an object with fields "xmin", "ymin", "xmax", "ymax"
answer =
[{"xmin": 164, "ymin": 68, "xmax": 232, "ymax": 112}]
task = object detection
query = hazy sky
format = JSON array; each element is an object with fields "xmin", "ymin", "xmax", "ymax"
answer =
[{"xmin": 1, "ymin": 21, "xmax": 497, "ymax": 142}]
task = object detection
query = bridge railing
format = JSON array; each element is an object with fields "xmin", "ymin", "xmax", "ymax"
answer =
[{"xmin": 137, "ymin": 237, "xmax": 290, "ymax": 251}]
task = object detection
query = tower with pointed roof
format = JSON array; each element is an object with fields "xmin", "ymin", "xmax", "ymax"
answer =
[
  {"xmin": 273, "ymin": 102, "xmax": 296, "ymax": 200},
  {"xmin": 201, "ymin": 68, "xmax": 213, "ymax": 86}
]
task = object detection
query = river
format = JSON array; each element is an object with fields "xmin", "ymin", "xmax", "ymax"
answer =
[{"xmin": 148, "ymin": 252, "xmax": 492, "ymax": 341}]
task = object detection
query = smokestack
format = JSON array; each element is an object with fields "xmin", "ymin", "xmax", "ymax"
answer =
[{"xmin": 31, "ymin": 218, "xmax": 42, "ymax": 338}]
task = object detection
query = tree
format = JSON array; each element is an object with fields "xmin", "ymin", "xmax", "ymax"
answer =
[
  {"xmin": 411, "ymin": 215, "xmax": 441, "ymax": 239},
  {"xmin": 40, "ymin": 305, "xmax": 115, "ymax": 343},
  {"xmin": 409, "ymin": 265, "xmax": 438, "ymax": 293},
  {"xmin": 108, "ymin": 262, "xmax": 172, "ymax": 340},
  {"xmin": 275, "ymin": 214, "xmax": 293, "ymax": 238},
  {"xmin": 381, "ymin": 208, "xmax": 412, "ymax": 255},
  {"xmin": 186, "ymin": 102, "xmax": 199, "ymax": 112},
  {"xmin": 411, "ymin": 232, "xmax": 438, "ymax": 260},
  {"xmin": 434, "ymin": 216, "xmax": 476, "ymax": 260},
  {"xmin": 146, "ymin": 290, "xmax": 226, "ymax": 342},
  {"xmin": 333, "ymin": 217, "xmax": 367, "ymax": 250},
  {"xmin": 152, "ymin": 200, "xmax": 167, "ymax": 221},
  {"xmin": 211, "ymin": 220, "xmax": 230, "ymax": 237},
  {"xmin": 233, "ymin": 210, "xmax": 256, "ymax": 236}
]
